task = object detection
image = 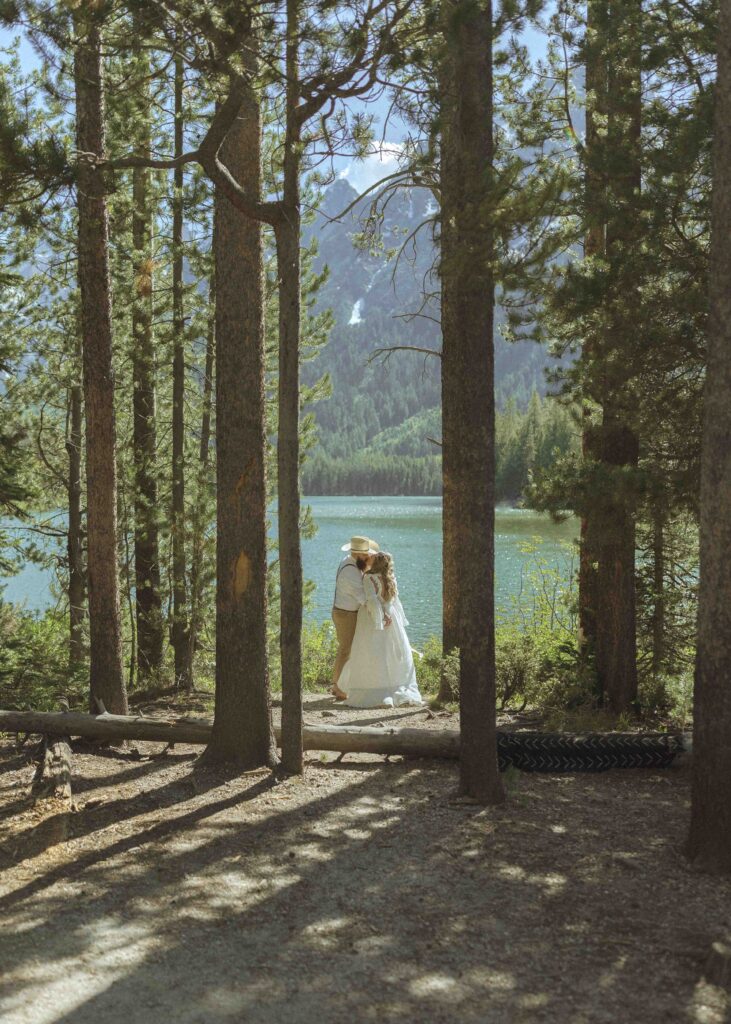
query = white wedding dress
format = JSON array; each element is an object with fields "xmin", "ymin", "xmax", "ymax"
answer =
[{"xmin": 340, "ymin": 574, "xmax": 423, "ymax": 708}]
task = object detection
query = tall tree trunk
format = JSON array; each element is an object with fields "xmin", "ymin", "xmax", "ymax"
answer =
[
  {"xmin": 440, "ymin": 0, "xmax": 505, "ymax": 804},
  {"xmin": 593, "ymin": 0, "xmax": 641, "ymax": 713},
  {"xmin": 188, "ymin": 265, "xmax": 215, "ymax": 673},
  {"xmin": 131, "ymin": 35, "xmax": 163, "ymax": 685},
  {"xmin": 73, "ymin": 10, "xmax": 127, "ymax": 715},
  {"xmin": 67, "ymin": 330, "xmax": 85, "ymax": 673},
  {"xmin": 204, "ymin": 80, "xmax": 277, "ymax": 767},
  {"xmin": 276, "ymin": 0, "xmax": 304, "ymax": 775},
  {"xmin": 578, "ymin": 0, "xmax": 606, "ymax": 663},
  {"xmin": 686, "ymin": 0, "xmax": 731, "ymax": 875},
  {"xmin": 437, "ymin": 53, "xmax": 460, "ymax": 707},
  {"xmin": 171, "ymin": 52, "xmax": 192, "ymax": 690}
]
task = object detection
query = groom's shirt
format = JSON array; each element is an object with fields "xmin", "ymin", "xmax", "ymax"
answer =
[{"xmin": 334, "ymin": 556, "xmax": 366, "ymax": 611}]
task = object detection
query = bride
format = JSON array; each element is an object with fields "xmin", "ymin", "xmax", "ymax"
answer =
[{"xmin": 338, "ymin": 551, "xmax": 423, "ymax": 708}]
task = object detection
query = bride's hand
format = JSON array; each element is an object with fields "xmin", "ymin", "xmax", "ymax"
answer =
[{"xmin": 384, "ymin": 613, "xmax": 392, "ymax": 628}]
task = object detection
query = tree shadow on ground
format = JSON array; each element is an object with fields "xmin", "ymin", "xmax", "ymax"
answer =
[{"xmin": 0, "ymin": 742, "xmax": 729, "ymax": 1024}]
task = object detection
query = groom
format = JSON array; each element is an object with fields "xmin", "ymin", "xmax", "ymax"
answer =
[{"xmin": 331, "ymin": 536, "xmax": 379, "ymax": 700}]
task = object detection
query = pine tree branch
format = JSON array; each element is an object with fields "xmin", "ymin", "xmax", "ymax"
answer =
[
  {"xmin": 100, "ymin": 72, "xmax": 283, "ymax": 225},
  {"xmin": 367, "ymin": 344, "xmax": 442, "ymax": 364}
]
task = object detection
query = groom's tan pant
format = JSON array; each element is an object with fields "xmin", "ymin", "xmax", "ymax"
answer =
[{"xmin": 332, "ymin": 607, "xmax": 358, "ymax": 687}]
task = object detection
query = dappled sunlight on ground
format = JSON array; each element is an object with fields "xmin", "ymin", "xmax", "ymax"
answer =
[{"xmin": 0, "ymin": 727, "xmax": 729, "ymax": 1024}]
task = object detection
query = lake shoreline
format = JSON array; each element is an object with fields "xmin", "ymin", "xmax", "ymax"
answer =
[{"xmin": 3, "ymin": 498, "xmax": 578, "ymax": 646}]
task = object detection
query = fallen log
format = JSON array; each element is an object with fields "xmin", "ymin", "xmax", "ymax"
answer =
[
  {"xmin": 0, "ymin": 708, "xmax": 690, "ymax": 770},
  {"xmin": 0, "ymin": 709, "xmax": 211, "ymax": 746},
  {"xmin": 0, "ymin": 709, "xmax": 458, "ymax": 758}
]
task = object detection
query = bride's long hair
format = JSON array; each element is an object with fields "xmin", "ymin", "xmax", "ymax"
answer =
[{"xmin": 368, "ymin": 552, "xmax": 397, "ymax": 602}]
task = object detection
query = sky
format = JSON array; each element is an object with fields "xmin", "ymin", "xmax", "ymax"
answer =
[{"xmin": 0, "ymin": 15, "xmax": 548, "ymax": 196}]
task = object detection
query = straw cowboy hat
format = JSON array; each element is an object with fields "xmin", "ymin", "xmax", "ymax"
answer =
[{"xmin": 341, "ymin": 535, "xmax": 380, "ymax": 554}]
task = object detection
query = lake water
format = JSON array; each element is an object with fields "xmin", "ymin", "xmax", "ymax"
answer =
[
  {"xmin": 2, "ymin": 497, "xmax": 578, "ymax": 646},
  {"xmin": 299, "ymin": 497, "xmax": 577, "ymax": 644}
]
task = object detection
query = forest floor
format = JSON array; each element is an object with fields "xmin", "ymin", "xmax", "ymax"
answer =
[{"xmin": 0, "ymin": 693, "xmax": 729, "ymax": 1024}]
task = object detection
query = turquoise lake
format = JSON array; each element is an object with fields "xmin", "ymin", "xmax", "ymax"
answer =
[{"xmin": 1, "ymin": 497, "xmax": 578, "ymax": 647}]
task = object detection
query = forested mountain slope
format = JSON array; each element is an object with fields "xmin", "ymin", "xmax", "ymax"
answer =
[{"xmin": 302, "ymin": 178, "xmax": 565, "ymax": 494}]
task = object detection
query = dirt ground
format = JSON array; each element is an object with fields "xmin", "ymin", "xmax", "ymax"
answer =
[{"xmin": 0, "ymin": 694, "xmax": 729, "ymax": 1024}]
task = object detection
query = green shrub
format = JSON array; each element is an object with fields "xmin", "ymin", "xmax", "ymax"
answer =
[
  {"xmin": 301, "ymin": 620, "xmax": 339, "ymax": 692},
  {"xmin": 495, "ymin": 628, "xmax": 540, "ymax": 710},
  {"xmin": 0, "ymin": 602, "xmax": 86, "ymax": 710},
  {"xmin": 413, "ymin": 636, "xmax": 460, "ymax": 705}
]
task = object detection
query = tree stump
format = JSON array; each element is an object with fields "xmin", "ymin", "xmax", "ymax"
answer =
[
  {"xmin": 704, "ymin": 940, "xmax": 731, "ymax": 990},
  {"xmin": 31, "ymin": 734, "xmax": 72, "ymax": 803}
]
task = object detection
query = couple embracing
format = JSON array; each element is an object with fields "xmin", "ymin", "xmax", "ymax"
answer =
[{"xmin": 330, "ymin": 536, "xmax": 423, "ymax": 708}]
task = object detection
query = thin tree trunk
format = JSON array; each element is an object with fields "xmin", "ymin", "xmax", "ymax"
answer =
[
  {"xmin": 67, "ymin": 331, "xmax": 85, "ymax": 672},
  {"xmin": 686, "ymin": 0, "xmax": 731, "ymax": 875},
  {"xmin": 593, "ymin": 0, "xmax": 641, "ymax": 713},
  {"xmin": 437, "ymin": 53, "xmax": 460, "ymax": 707},
  {"xmin": 204, "ymin": 77, "xmax": 277, "ymax": 767},
  {"xmin": 73, "ymin": 9, "xmax": 127, "ymax": 716},
  {"xmin": 131, "ymin": 34, "xmax": 163, "ymax": 685},
  {"xmin": 651, "ymin": 503, "xmax": 665, "ymax": 677},
  {"xmin": 188, "ymin": 265, "xmax": 215, "ymax": 671},
  {"xmin": 440, "ymin": 0, "xmax": 505, "ymax": 804},
  {"xmin": 578, "ymin": 0, "xmax": 606, "ymax": 663},
  {"xmin": 171, "ymin": 52, "xmax": 192, "ymax": 690},
  {"xmin": 277, "ymin": 0, "xmax": 304, "ymax": 775},
  {"xmin": 120, "ymin": 485, "xmax": 136, "ymax": 691}
]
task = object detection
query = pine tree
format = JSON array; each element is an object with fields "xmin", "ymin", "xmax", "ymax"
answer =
[
  {"xmin": 686, "ymin": 0, "xmax": 731, "ymax": 875},
  {"xmin": 130, "ymin": 16, "xmax": 164, "ymax": 685},
  {"xmin": 73, "ymin": 5, "xmax": 127, "ymax": 715},
  {"xmin": 440, "ymin": 0, "xmax": 504, "ymax": 804},
  {"xmin": 277, "ymin": 0, "xmax": 304, "ymax": 773},
  {"xmin": 205, "ymin": 58, "xmax": 277, "ymax": 768},
  {"xmin": 170, "ymin": 50, "xmax": 192, "ymax": 690}
]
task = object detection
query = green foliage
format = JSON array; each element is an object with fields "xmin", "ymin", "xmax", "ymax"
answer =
[
  {"xmin": 414, "ymin": 636, "xmax": 459, "ymax": 701},
  {"xmin": 303, "ymin": 391, "xmax": 578, "ymax": 498},
  {"xmin": 495, "ymin": 630, "xmax": 540, "ymax": 711},
  {"xmin": 0, "ymin": 603, "xmax": 86, "ymax": 710},
  {"xmin": 0, "ymin": 0, "xmax": 710, "ymax": 731},
  {"xmin": 299, "ymin": 620, "xmax": 339, "ymax": 693},
  {"xmin": 303, "ymin": 451, "xmax": 442, "ymax": 496}
]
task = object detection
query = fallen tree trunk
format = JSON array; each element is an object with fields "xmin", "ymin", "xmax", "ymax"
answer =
[
  {"xmin": 0, "ymin": 709, "xmax": 690, "ymax": 770},
  {"xmin": 0, "ymin": 709, "xmax": 458, "ymax": 758},
  {"xmin": 0, "ymin": 709, "xmax": 211, "ymax": 746}
]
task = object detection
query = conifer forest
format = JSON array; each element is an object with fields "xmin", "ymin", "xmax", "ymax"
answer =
[{"xmin": 0, "ymin": 2, "xmax": 730, "ymax": 1022}]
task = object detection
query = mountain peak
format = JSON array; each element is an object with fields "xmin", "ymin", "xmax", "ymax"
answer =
[{"xmin": 318, "ymin": 177, "xmax": 359, "ymax": 218}]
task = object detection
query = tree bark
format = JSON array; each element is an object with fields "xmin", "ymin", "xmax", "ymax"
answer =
[
  {"xmin": 276, "ymin": 0, "xmax": 304, "ymax": 775},
  {"xmin": 440, "ymin": 0, "xmax": 505, "ymax": 804},
  {"xmin": 131, "ymin": 31, "xmax": 163, "ymax": 685},
  {"xmin": 0, "ymin": 709, "xmax": 690, "ymax": 768},
  {"xmin": 31, "ymin": 735, "xmax": 72, "ymax": 803},
  {"xmin": 651, "ymin": 503, "xmax": 665, "ymax": 677},
  {"xmin": 67, "ymin": 330, "xmax": 85, "ymax": 672},
  {"xmin": 0, "ymin": 708, "xmax": 461, "ymax": 756},
  {"xmin": 188, "ymin": 264, "xmax": 215, "ymax": 671},
  {"xmin": 594, "ymin": 419, "xmax": 639, "ymax": 711},
  {"xmin": 171, "ymin": 51, "xmax": 192, "ymax": 690},
  {"xmin": 686, "ymin": 0, "xmax": 731, "ymax": 875},
  {"xmin": 73, "ymin": 9, "xmax": 127, "ymax": 716},
  {"xmin": 578, "ymin": 0, "xmax": 606, "ymax": 661},
  {"xmin": 593, "ymin": 0, "xmax": 641, "ymax": 712},
  {"xmin": 437, "ymin": 47, "xmax": 459, "ymax": 705},
  {"xmin": 205, "ymin": 74, "xmax": 277, "ymax": 767}
]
